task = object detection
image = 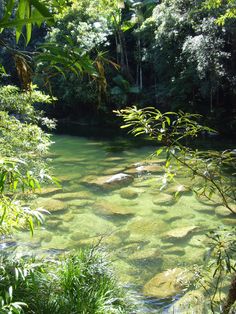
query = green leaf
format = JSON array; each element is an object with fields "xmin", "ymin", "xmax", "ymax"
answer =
[
  {"xmin": 30, "ymin": 0, "xmax": 54, "ymax": 20},
  {"xmin": 165, "ymin": 159, "xmax": 170, "ymax": 168},
  {"xmin": 165, "ymin": 116, "xmax": 171, "ymax": 126},
  {"xmin": 28, "ymin": 216, "xmax": 34, "ymax": 236},
  {"xmin": 51, "ymin": 65, "xmax": 66, "ymax": 78},
  {"xmin": 25, "ymin": 1, "xmax": 32, "ymax": 44},
  {"xmin": 31, "ymin": 8, "xmax": 43, "ymax": 27},
  {"xmin": 156, "ymin": 148, "xmax": 163, "ymax": 156},
  {"xmin": 121, "ymin": 20, "xmax": 136, "ymax": 32},
  {"xmin": 15, "ymin": 0, "xmax": 28, "ymax": 42},
  {"xmin": 0, "ymin": 17, "xmax": 46, "ymax": 28}
]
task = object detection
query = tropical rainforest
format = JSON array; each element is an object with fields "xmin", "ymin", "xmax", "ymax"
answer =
[{"xmin": 0, "ymin": 0, "xmax": 235, "ymax": 313}]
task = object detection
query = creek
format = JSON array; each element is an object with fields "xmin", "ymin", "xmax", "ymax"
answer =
[{"xmin": 14, "ymin": 134, "xmax": 235, "ymax": 313}]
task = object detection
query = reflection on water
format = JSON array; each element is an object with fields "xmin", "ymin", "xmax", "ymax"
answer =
[{"xmin": 14, "ymin": 135, "xmax": 233, "ymax": 313}]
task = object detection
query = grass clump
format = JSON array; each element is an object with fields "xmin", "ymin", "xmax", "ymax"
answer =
[{"xmin": 0, "ymin": 248, "xmax": 133, "ymax": 314}]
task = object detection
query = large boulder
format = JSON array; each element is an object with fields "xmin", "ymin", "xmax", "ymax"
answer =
[
  {"xmin": 167, "ymin": 290, "xmax": 205, "ymax": 314},
  {"xmin": 82, "ymin": 173, "xmax": 134, "ymax": 191},
  {"xmin": 143, "ymin": 268, "xmax": 192, "ymax": 299}
]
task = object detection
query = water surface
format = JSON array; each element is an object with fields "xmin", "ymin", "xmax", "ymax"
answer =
[{"xmin": 15, "ymin": 134, "xmax": 234, "ymax": 312}]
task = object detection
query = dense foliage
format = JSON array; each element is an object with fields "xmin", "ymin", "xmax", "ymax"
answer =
[
  {"xmin": 0, "ymin": 85, "xmax": 55, "ymax": 234},
  {"xmin": 1, "ymin": 0, "xmax": 235, "ymax": 133},
  {"xmin": 0, "ymin": 0, "xmax": 236, "ymax": 313},
  {"xmin": 0, "ymin": 249, "xmax": 132, "ymax": 313}
]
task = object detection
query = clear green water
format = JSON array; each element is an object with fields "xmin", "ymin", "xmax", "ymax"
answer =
[{"xmin": 14, "ymin": 134, "xmax": 234, "ymax": 312}]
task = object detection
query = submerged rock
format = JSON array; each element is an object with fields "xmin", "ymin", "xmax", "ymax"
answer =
[
  {"xmin": 82, "ymin": 173, "xmax": 134, "ymax": 191},
  {"xmin": 95, "ymin": 201, "xmax": 135, "ymax": 216},
  {"xmin": 34, "ymin": 198, "xmax": 66, "ymax": 214},
  {"xmin": 36, "ymin": 187, "xmax": 63, "ymax": 196},
  {"xmin": 126, "ymin": 217, "xmax": 166, "ymax": 242},
  {"xmin": 188, "ymin": 235, "xmax": 207, "ymax": 248},
  {"xmin": 52, "ymin": 191, "xmax": 95, "ymax": 200},
  {"xmin": 125, "ymin": 162, "xmax": 163, "ymax": 176},
  {"xmin": 112, "ymin": 259, "xmax": 137, "ymax": 284},
  {"xmin": 215, "ymin": 205, "xmax": 233, "ymax": 217},
  {"xmin": 102, "ymin": 167, "xmax": 126, "ymax": 175},
  {"xmin": 152, "ymin": 193, "xmax": 176, "ymax": 206},
  {"xmin": 163, "ymin": 226, "xmax": 198, "ymax": 242},
  {"xmin": 143, "ymin": 267, "xmax": 191, "ymax": 298},
  {"xmin": 128, "ymin": 247, "xmax": 163, "ymax": 264},
  {"xmin": 120, "ymin": 188, "xmax": 139, "ymax": 200},
  {"xmin": 164, "ymin": 184, "xmax": 190, "ymax": 196},
  {"xmin": 164, "ymin": 247, "xmax": 186, "ymax": 256},
  {"xmin": 167, "ymin": 290, "xmax": 205, "ymax": 314},
  {"xmin": 67, "ymin": 199, "xmax": 94, "ymax": 207},
  {"xmin": 46, "ymin": 220, "xmax": 62, "ymax": 229},
  {"xmin": 69, "ymin": 214, "xmax": 115, "ymax": 241}
]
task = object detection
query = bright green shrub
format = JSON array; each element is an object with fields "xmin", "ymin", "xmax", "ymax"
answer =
[{"xmin": 0, "ymin": 249, "xmax": 133, "ymax": 314}]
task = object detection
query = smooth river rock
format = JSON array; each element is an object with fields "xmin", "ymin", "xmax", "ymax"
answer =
[
  {"xmin": 128, "ymin": 247, "xmax": 163, "ymax": 264},
  {"xmin": 33, "ymin": 198, "xmax": 66, "ymax": 213},
  {"xmin": 164, "ymin": 184, "xmax": 190, "ymax": 196},
  {"xmin": 126, "ymin": 217, "xmax": 167, "ymax": 243},
  {"xmin": 95, "ymin": 201, "xmax": 135, "ymax": 216},
  {"xmin": 52, "ymin": 191, "xmax": 95, "ymax": 200},
  {"xmin": 167, "ymin": 290, "xmax": 205, "ymax": 314},
  {"xmin": 152, "ymin": 193, "xmax": 176, "ymax": 206},
  {"xmin": 82, "ymin": 173, "xmax": 134, "ymax": 191},
  {"xmin": 36, "ymin": 186, "xmax": 63, "ymax": 196},
  {"xmin": 120, "ymin": 188, "xmax": 139, "ymax": 200},
  {"xmin": 143, "ymin": 267, "xmax": 191, "ymax": 298},
  {"xmin": 163, "ymin": 226, "xmax": 198, "ymax": 242},
  {"xmin": 67, "ymin": 199, "xmax": 94, "ymax": 207},
  {"xmin": 125, "ymin": 162, "xmax": 163, "ymax": 176}
]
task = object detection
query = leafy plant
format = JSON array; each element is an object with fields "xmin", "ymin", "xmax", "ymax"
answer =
[
  {"xmin": 0, "ymin": 85, "xmax": 55, "ymax": 234},
  {"xmin": 0, "ymin": 0, "xmax": 54, "ymax": 44},
  {"xmin": 194, "ymin": 228, "xmax": 236, "ymax": 313},
  {"xmin": 115, "ymin": 106, "xmax": 236, "ymax": 211},
  {"xmin": 116, "ymin": 105, "xmax": 236, "ymax": 312},
  {"xmin": 0, "ymin": 249, "xmax": 133, "ymax": 314}
]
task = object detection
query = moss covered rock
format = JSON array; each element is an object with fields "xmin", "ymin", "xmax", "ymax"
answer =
[
  {"xmin": 120, "ymin": 188, "xmax": 139, "ymax": 200},
  {"xmin": 163, "ymin": 226, "xmax": 199, "ymax": 242},
  {"xmin": 152, "ymin": 193, "xmax": 176, "ymax": 206},
  {"xmin": 95, "ymin": 201, "xmax": 135, "ymax": 216},
  {"xmin": 34, "ymin": 198, "xmax": 66, "ymax": 213},
  {"xmin": 143, "ymin": 267, "xmax": 192, "ymax": 298},
  {"xmin": 167, "ymin": 290, "xmax": 205, "ymax": 313}
]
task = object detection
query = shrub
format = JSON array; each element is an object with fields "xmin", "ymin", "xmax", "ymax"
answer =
[{"xmin": 0, "ymin": 248, "xmax": 133, "ymax": 314}]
